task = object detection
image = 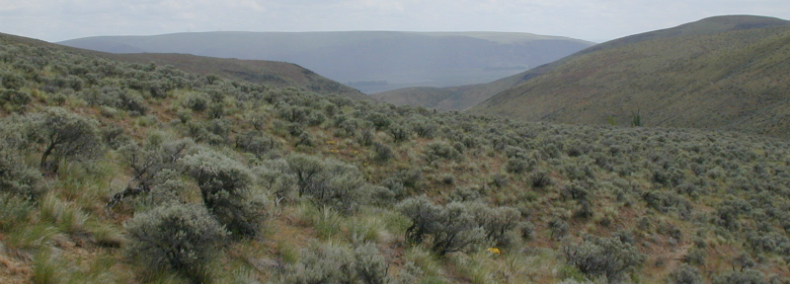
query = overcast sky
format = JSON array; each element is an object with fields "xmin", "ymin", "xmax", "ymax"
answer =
[{"xmin": 1, "ymin": 0, "xmax": 789, "ymax": 43}]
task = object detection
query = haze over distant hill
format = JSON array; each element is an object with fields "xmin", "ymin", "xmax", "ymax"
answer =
[
  {"xmin": 106, "ymin": 53, "xmax": 368, "ymax": 100},
  {"xmin": 466, "ymin": 15, "xmax": 790, "ymax": 137},
  {"xmin": 0, "ymin": 32, "xmax": 367, "ymax": 100},
  {"xmin": 376, "ymin": 15, "xmax": 790, "ymax": 114},
  {"xmin": 59, "ymin": 31, "xmax": 593, "ymax": 93}
]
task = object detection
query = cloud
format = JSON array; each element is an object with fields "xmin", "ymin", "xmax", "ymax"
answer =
[{"xmin": 0, "ymin": 0, "xmax": 788, "ymax": 42}]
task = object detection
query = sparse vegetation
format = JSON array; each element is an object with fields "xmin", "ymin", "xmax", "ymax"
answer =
[{"xmin": 2, "ymin": 24, "xmax": 790, "ymax": 284}]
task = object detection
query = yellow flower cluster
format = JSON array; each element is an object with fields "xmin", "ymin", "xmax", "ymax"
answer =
[{"xmin": 487, "ymin": 247, "xmax": 501, "ymax": 255}]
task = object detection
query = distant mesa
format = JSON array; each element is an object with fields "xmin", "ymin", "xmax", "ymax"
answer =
[
  {"xmin": 348, "ymin": 80, "xmax": 388, "ymax": 87},
  {"xmin": 58, "ymin": 31, "xmax": 593, "ymax": 93}
]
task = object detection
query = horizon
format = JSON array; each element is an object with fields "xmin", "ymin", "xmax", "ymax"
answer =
[{"xmin": 2, "ymin": 1, "xmax": 789, "ymax": 43}]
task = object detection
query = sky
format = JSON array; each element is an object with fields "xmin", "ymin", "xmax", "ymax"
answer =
[{"xmin": 1, "ymin": 0, "xmax": 789, "ymax": 43}]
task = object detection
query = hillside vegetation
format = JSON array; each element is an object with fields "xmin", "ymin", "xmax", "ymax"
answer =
[
  {"xmin": 469, "ymin": 15, "xmax": 790, "ymax": 137},
  {"xmin": 377, "ymin": 15, "xmax": 790, "ymax": 113},
  {"xmin": 3, "ymin": 30, "xmax": 790, "ymax": 284},
  {"xmin": 372, "ymin": 69, "xmax": 530, "ymax": 111},
  {"xmin": 59, "ymin": 31, "xmax": 593, "ymax": 93},
  {"xmin": 106, "ymin": 53, "xmax": 368, "ymax": 100}
]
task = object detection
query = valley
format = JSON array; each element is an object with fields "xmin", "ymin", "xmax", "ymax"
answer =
[{"xmin": 0, "ymin": 14, "xmax": 789, "ymax": 284}]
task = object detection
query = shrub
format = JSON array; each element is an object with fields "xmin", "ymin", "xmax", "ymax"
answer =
[
  {"xmin": 253, "ymin": 159, "xmax": 298, "ymax": 202},
  {"xmin": 530, "ymin": 171, "xmax": 553, "ymax": 189},
  {"xmin": 276, "ymin": 242, "xmax": 392, "ymax": 284},
  {"xmin": 642, "ymin": 190, "xmax": 692, "ymax": 217},
  {"xmin": 0, "ymin": 89, "xmax": 32, "ymax": 108},
  {"xmin": 181, "ymin": 148, "xmax": 267, "ymax": 238},
  {"xmin": 505, "ymin": 158, "xmax": 531, "ymax": 174},
  {"xmin": 387, "ymin": 124, "xmax": 411, "ymax": 143},
  {"xmin": 83, "ymin": 86, "xmax": 148, "ymax": 115},
  {"xmin": 562, "ymin": 235, "xmax": 646, "ymax": 283},
  {"xmin": 549, "ymin": 218, "xmax": 570, "ymax": 240},
  {"xmin": 366, "ymin": 113, "xmax": 392, "ymax": 131},
  {"xmin": 682, "ymin": 247, "xmax": 706, "ymax": 266},
  {"xmin": 1, "ymin": 72, "xmax": 26, "ymax": 90},
  {"xmin": 713, "ymin": 269, "xmax": 767, "ymax": 284},
  {"xmin": 278, "ymin": 105, "xmax": 311, "ymax": 124},
  {"xmin": 668, "ymin": 264, "xmax": 704, "ymax": 284},
  {"xmin": 184, "ymin": 93, "xmax": 209, "ymax": 112},
  {"xmin": 25, "ymin": 107, "xmax": 103, "ymax": 173},
  {"xmin": 429, "ymin": 202, "xmax": 485, "ymax": 255},
  {"xmin": 125, "ymin": 203, "xmax": 228, "ymax": 282},
  {"xmin": 0, "ymin": 193, "xmax": 34, "ymax": 231},
  {"xmin": 411, "ymin": 120, "xmax": 437, "ymax": 138},
  {"xmin": 234, "ymin": 130, "xmax": 280, "ymax": 159},
  {"xmin": 560, "ymin": 181, "xmax": 591, "ymax": 201},
  {"xmin": 423, "ymin": 141, "xmax": 462, "ymax": 164},
  {"xmin": 286, "ymin": 154, "xmax": 369, "ymax": 214},
  {"xmin": 397, "ymin": 197, "xmax": 485, "ymax": 255},
  {"xmin": 372, "ymin": 142, "xmax": 394, "ymax": 162},
  {"xmin": 114, "ymin": 138, "xmax": 193, "ymax": 197},
  {"xmin": 0, "ymin": 141, "xmax": 42, "ymax": 197},
  {"xmin": 468, "ymin": 203, "xmax": 521, "ymax": 247}
]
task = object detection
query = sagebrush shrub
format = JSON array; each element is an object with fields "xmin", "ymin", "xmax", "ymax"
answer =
[
  {"xmin": 25, "ymin": 107, "xmax": 103, "ymax": 173},
  {"xmin": 713, "ymin": 269, "xmax": 767, "ymax": 284},
  {"xmin": 277, "ymin": 242, "xmax": 392, "ymax": 284},
  {"xmin": 397, "ymin": 197, "xmax": 486, "ymax": 255},
  {"xmin": 181, "ymin": 148, "xmax": 267, "ymax": 238},
  {"xmin": 286, "ymin": 153, "xmax": 369, "ymax": 214},
  {"xmin": 562, "ymin": 235, "xmax": 646, "ymax": 283},
  {"xmin": 667, "ymin": 264, "xmax": 703, "ymax": 284},
  {"xmin": 125, "ymin": 203, "xmax": 228, "ymax": 282},
  {"xmin": 0, "ymin": 141, "xmax": 42, "ymax": 197},
  {"xmin": 0, "ymin": 193, "xmax": 34, "ymax": 231},
  {"xmin": 234, "ymin": 130, "xmax": 280, "ymax": 159},
  {"xmin": 423, "ymin": 141, "xmax": 462, "ymax": 164},
  {"xmin": 467, "ymin": 202, "xmax": 520, "ymax": 246}
]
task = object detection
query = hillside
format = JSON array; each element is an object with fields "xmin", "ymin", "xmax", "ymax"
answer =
[
  {"xmin": 4, "ymin": 30, "xmax": 790, "ymax": 284},
  {"xmin": 58, "ymin": 31, "xmax": 593, "ymax": 93},
  {"xmin": 371, "ymin": 67, "xmax": 533, "ymax": 110},
  {"xmin": 376, "ymin": 15, "xmax": 790, "ymax": 112},
  {"xmin": 0, "ymin": 32, "xmax": 366, "ymax": 100},
  {"xmin": 106, "ymin": 53, "xmax": 368, "ymax": 100},
  {"xmin": 468, "ymin": 15, "xmax": 790, "ymax": 137}
]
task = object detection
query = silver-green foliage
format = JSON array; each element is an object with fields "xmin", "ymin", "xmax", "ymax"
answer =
[
  {"xmin": 181, "ymin": 147, "xmax": 267, "ymax": 238},
  {"xmin": 668, "ymin": 264, "xmax": 704, "ymax": 284},
  {"xmin": 125, "ymin": 203, "xmax": 228, "ymax": 281},
  {"xmin": 0, "ymin": 193, "xmax": 34, "ymax": 231},
  {"xmin": 277, "ymin": 242, "xmax": 392, "ymax": 284},
  {"xmin": 286, "ymin": 153, "xmax": 370, "ymax": 214},
  {"xmin": 562, "ymin": 235, "xmax": 646, "ymax": 283},
  {"xmin": 25, "ymin": 107, "xmax": 103, "ymax": 172},
  {"xmin": 397, "ymin": 197, "xmax": 486, "ymax": 255},
  {"xmin": 0, "ymin": 140, "xmax": 41, "ymax": 197}
]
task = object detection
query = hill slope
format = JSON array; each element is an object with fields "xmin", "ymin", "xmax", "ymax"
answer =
[
  {"xmin": 106, "ymin": 53, "xmax": 367, "ymax": 100},
  {"xmin": 59, "ymin": 31, "xmax": 593, "ymax": 93},
  {"xmin": 0, "ymin": 32, "xmax": 366, "ymax": 100},
  {"xmin": 371, "ymin": 67, "xmax": 536, "ymax": 110},
  {"xmin": 468, "ymin": 15, "xmax": 790, "ymax": 137},
  {"xmin": 4, "ymin": 30, "xmax": 790, "ymax": 284}
]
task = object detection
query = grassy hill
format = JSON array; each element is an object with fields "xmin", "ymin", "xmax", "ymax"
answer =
[
  {"xmin": 4, "ymin": 30, "xmax": 790, "ymax": 284},
  {"xmin": 371, "ymin": 68, "xmax": 533, "ymax": 110},
  {"xmin": 0, "ymin": 32, "xmax": 366, "ymax": 100},
  {"xmin": 376, "ymin": 15, "xmax": 790, "ymax": 112},
  {"xmin": 106, "ymin": 53, "xmax": 368, "ymax": 100},
  {"xmin": 58, "ymin": 31, "xmax": 593, "ymax": 93},
  {"xmin": 468, "ymin": 15, "xmax": 790, "ymax": 137}
]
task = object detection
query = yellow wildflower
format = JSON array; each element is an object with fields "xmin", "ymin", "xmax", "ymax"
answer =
[{"xmin": 487, "ymin": 247, "xmax": 501, "ymax": 255}]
